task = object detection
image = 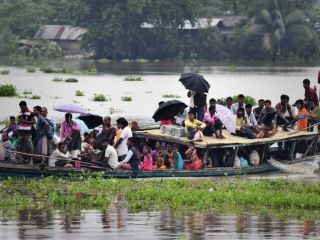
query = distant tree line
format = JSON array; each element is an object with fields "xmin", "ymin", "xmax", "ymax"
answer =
[{"xmin": 0, "ymin": 0, "xmax": 320, "ymax": 62}]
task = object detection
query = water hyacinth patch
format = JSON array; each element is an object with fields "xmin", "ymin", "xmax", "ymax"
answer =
[
  {"xmin": 75, "ymin": 90, "xmax": 85, "ymax": 96},
  {"xmin": 124, "ymin": 76, "xmax": 143, "ymax": 81},
  {"xmin": 0, "ymin": 70, "xmax": 10, "ymax": 75},
  {"xmin": 0, "ymin": 84, "xmax": 17, "ymax": 96}
]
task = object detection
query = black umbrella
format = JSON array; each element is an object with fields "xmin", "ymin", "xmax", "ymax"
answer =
[
  {"xmin": 77, "ymin": 113, "xmax": 103, "ymax": 129},
  {"xmin": 152, "ymin": 100, "xmax": 188, "ymax": 122},
  {"xmin": 179, "ymin": 72, "xmax": 210, "ymax": 93}
]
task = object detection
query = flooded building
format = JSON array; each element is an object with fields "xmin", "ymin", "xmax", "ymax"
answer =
[{"xmin": 33, "ymin": 25, "xmax": 88, "ymax": 56}]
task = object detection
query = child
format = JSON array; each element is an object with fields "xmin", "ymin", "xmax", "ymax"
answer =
[
  {"xmin": 184, "ymin": 142, "xmax": 202, "ymax": 170},
  {"xmin": 153, "ymin": 156, "xmax": 167, "ymax": 170},
  {"xmin": 294, "ymin": 99, "xmax": 310, "ymax": 131},
  {"xmin": 172, "ymin": 144, "xmax": 183, "ymax": 169},
  {"xmin": 140, "ymin": 145, "xmax": 153, "ymax": 171}
]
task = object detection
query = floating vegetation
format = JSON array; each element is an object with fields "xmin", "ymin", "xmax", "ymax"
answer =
[
  {"xmin": 65, "ymin": 78, "xmax": 79, "ymax": 83},
  {"xmin": 0, "ymin": 70, "xmax": 10, "ymax": 75},
  {"xmin": 0, "ymin": 178, "xmax": 319, "ymax": 219},
  {"xmin": 72, "ymin": 100, "xmax": 80, "ymax": 104},
  {"xmin": 123, "ymin": 76, "xmax": 143, "ymax": 81},
  {"xmin": 80, "ymin": 67, "xmax": 98, "ymax": 75},
  {"xmin": 75, "ymin": 90, "xmax": 85, "ymax": 96},
  {"xmin": 0, "ymin": 84, "xmax": 17, "ymax": 96},
  {"xmin": 30, "ymin": 95, "xmax": 41, "ymax": 99},
  {"xmin": 109, "ymin": 107, "xmax": 124, "ymax": 115},
  {"xmin": 26, "ymin": 66, "xmax": 36, "ymax": 73},
  {"xmin": 162, "ymin": 94, "xmax": 181, "ymax": 98},
  {"xmin": 22, "ymin": 90, "xmax": 32, "ymax": 95},
  {"xmin": 52, "ymin": 77, "xmax": 63, "ymax": 82},
  {"xmin": 97, "ymin": 58, "xmax": 110, "ymax": 64},
  {"xmin": 93, "ymin": 94, "xmax": 109, "ymax": 102},
  {"xmin": 121, "ymin": 96, "xmax": 132, "ymax": 102},
  {"xmin": 40, "ymin": 66, "xmax": 74, "ymax": 74}
]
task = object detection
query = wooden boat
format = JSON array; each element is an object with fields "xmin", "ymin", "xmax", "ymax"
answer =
[{"xmin": 0, "ymin": 129, "xmax": 318, "ymax": 179}]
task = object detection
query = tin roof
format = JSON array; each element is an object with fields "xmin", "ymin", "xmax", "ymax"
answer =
[{"xmin": 33, "ymin": 25, "xmax": 87, "ymax": 41}]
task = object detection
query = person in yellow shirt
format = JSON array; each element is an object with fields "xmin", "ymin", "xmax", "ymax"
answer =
[
  {"xmin": 293, "ymin": 99, "xmax": 310, "ymax": 131},
  {"xmin": 184, "ymin": 111, "xmax": 206, "ymax": 140}
]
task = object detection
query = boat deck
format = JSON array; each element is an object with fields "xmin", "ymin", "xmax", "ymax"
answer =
[{"xmin": 134, "ymin": 129, "xmax": 319, "ymax": 148}]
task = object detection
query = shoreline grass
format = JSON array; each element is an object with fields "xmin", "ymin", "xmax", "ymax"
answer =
[
  {"xmin": 0, "ymin": 178, "xmax": 319, "ymax": 219},
  {"xmin": 93, "ymin": 94, "xmax": 109, "ymax": 102},
  {"xmin": 124, "ymin": 76, "xmax": 143, "ymax": 81},
  {"xmin": 0, "ymin": 84, "xmax": 17, "ymax": 96},
  {"xmin": 75, "ymin": 90, "xmax": 85, "ymax": 96}
]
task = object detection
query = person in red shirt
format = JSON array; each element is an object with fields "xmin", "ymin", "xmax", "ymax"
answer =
[{"xmin": 303, "ymin": 79, "xmax": 319, "ymax": 110}]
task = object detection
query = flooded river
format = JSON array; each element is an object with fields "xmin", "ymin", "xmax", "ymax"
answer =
[
  {"xmin": 0, "ymin": 60, "xmax": 319, "ymax": 124},
  {"xmin": 1, "ymin": 206, "xmax": 319, "ymax": 240},
  {"xmin": 1, "ymin": 60, "xmax": 320, "ymax": 239}
]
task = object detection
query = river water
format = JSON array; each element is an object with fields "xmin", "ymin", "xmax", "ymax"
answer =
[
  {"xmin": 1, "ymin": 60, "xmax": 320, "ymax": 239},
  {"xmin": 1, "ymin": 206, "xmax": 319, "ymax": 240}
]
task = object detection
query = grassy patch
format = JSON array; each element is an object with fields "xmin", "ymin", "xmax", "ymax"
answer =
[
  {"xmin": 40, "ymin": 66, "xmax": 74, "ymax": 74},
  {"xmin": 52, "ymin": 77, "xmax": 63, "ymax": 82},
  {"xmin": 93, "ymin": 94, "xmax": 109, "ymax": 102},
  {"xmin": 80, "ymin": 67, "xmax": 98, "ymax": 75},
  {"xmin": 121, "ymin": 96, "xmax": 132, "ymax": 101},
  {"xmin": 65, "ymin": 78, "xmax": 79, "ymax": 83},
  {"xmin": 109, "ymin": 107, "xmax": 124, "ymax": 114},
  {"xmin": 26, "ymin": 67, "xmax": 36, "ymax": 73},
  {"xmin": 162, "ymin": 94, "xmax": 181, "ymax": 98},
  {"xmin": 22, "ymin": 90, "xmax": 32, "ymax": 95},
  {"xmin": 0, "ymin": 84, "xmax": 17, "ymax": 96},
  {"xmin": 30, "ymin": 95, "xmax": 41, "ymax": 99},
  {"xmin": 0, "ymin": 178, "xmax": 320, "ymax": 219},
  {"xmin": 0, "ymin": 70, "xmax": 10, "ymax": 75},
  {"xmin": 75, "ymin": 90, "xmax": 85, "ymax": 96},
  {"xmin": 97, "ymin": 58, "xmax": 110, "ymax": 64},
  {"xmin": 124, "ymin": 76, "xmax": 143, "ymax": 81}
]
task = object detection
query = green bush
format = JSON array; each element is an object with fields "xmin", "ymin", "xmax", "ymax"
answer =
[
  {"xmin": 220, "ymin": 95, "xmax": 257, "ymax": 106},
  {"xmin": 80, "ymin": 67, "xmax": 98, "ymax": 75},
  {"xmin": 121, "ymin": 96, "xmax": 132, "ymax": 101},
  {"xmin": 75, "ymin": 90, "xmax": 85, "ymax": 96},
  {"xmin": 0, "ymin": 70, "xmax": 10, "ymax": 75},
  {"xmin": 22, "ymin": 90, "xmax": 32, "ymax": 95},
  {"xmin": 65, "ymin": 78, "xmax": 79, "ymax": 83},
  {"xmin": 40, "ymin": 66, "xmax": 73, "ymax": 74},
  {"xmin": 97, "ymin": 58, "xmax": 110, "ymax": 63},
  {"xmin": 0, "ymin": 84, "xmax": 17, "ymax": 96},
  {"xmin": 124, "ymin": 76, "xmax": 143, "ymax": 81},
  {"xmin": 93, "ymin": 94, "xmax": 108, "ymax": 102},
  {"xmin": 26, "ymin": 67, "xmax": 36, "ymax": 73},
  {"xmin": 30, "ymin": 95, "xmax": 41, "ymax": 99}
]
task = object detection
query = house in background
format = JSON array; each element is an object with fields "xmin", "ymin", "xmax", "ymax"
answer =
[{"xmin": 33, "ymin": 25, "xmax": 88, "ymax": 56}]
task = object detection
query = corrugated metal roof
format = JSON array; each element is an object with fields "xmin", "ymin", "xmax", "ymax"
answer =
[
  {"xmin": 141, "ymin": 18, "xmax": 222, "ymax": 29},
  {"xmin": 33, "ymin": 25, "xmax": 87, "ymax": 41}
]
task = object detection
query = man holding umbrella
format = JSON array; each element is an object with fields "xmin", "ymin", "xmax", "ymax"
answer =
[{"xmin": 180, "ymin": 73, "xmax": 210, "ymax": 122}]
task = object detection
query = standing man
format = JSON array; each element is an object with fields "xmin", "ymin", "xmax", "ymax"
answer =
[
  {"xmin": 188, "ymin": 91, "xmax": 207, "ymax": 122},
  {"xmin": 18, "ymin": 101, "xmax": 36, "ymax": 164},
  {"xmin": 231, "ymin": 94, "xmax": 246, "ymax": 115},
  {"xmin": 275, "ymin": 95, "xmax": 294, "ymax": 130},
  {"xmin": 41, "ymin": 107, "xmax": 55, "ymax": 154},
  {"xmin": 33, "ymin": 106, "xmax": 49, "ymax": 164},
  {"xmin": 303, "ymin": 79, "xmax": 319, "ymax": 111},
  {"xmin": 114, "ymin": 117, "xmax": 132, "ymax": 161}
]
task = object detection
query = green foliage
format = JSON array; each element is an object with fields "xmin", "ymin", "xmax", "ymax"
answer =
[
  {"xmin": 80, "ymin": 67, "xmax": 98, "ymax": 75},
  {"xmin": 162, "ymin": 94, "xmax": 181, "ymax": 98},
  {"xmin": 75, "ymin": 90, "xmax": 85, "ymax": 96},
  {"xmin": 93, "ymin": 94, "xmax": 108, "ymax": 102},
  {"xmin": 97, "ymin": 58, "xmax": 110, "ymax": 64},
  {"xmin": 22, "ymin": 90, "xmax": 32, "ymax": 95},
  {"xmin": 26, "ymin": 66, "xmax": 36, "ymax": 73},
  {"xmin": 121, "ymin": 96, "xmax": 132, "ymax": 101},
  {"xmin": 0, "ymin": 84, "xmax": 17, "ymax": 96},
  {"xmin": 64, "ymin": 78, "xmax": 79, "ymax": 83},
  {"xmin": 40, "ymin": 66, "xmax": 74, "ymax": 74},
  {"xmin": 30, "ymin": 95, "xmax": 41, "ymax": 99},
  {"xmin": 221, "ymin": 95, "xmax": 257, "ymax": 106},
  {"xmin": 124, "ymin": 76, "xmax": 143, "ymax": 81},
  {"xmin": 0, "ymin": 70, "xmax": 10, "ymax": 75}
]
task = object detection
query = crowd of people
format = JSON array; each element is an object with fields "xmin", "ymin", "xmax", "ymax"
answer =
[{"xmin": 0, "ymin": 78, "xmax": 319, "ymax": 172}]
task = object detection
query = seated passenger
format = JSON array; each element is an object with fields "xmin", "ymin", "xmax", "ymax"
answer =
[
  {"xmin": 140, "ymin": 145, "xmax": 153, "ymax": 171},
  {"xmin": 203, "ymin": 105, "xmax": 224, "ymax": 139},
  {"xmin": 49, "ymin": 142, "xmax": 69, "ymax": 167},
  {"xmin": 184, "ymin": 142, "xmax": 202, "ymax": 170},
  {"xmin": 175, "ymin": 106, "xmax": 188, "ymax": 126},
  {"xmin": 153, "ymin": 156, "xmax": 167, "ymax": 170},
  {"xmin": 94, "ymin": 139, "xmax": 118, "ymax": 170},
  {"xmin": 151, "ymin": 141, "xmax": 161, "ymax": 163},
  {"xmin": 131, "ymin": 120, "xmax": 140, "ymax": 131},
  {"xmin": 234, "ymin": 108, "xmax": 263, "ymax": 139},
  {"xmin": 184, "ymin": 111, "xmax": 206, "ymax": 140},
  {"xmin": 222, "ymin": 148, "xmax": 235, "ymax": 167},
  {"xmin": 275, "ymin": 95, "xmax": 294, "ymax": 131},
  {"xmin": 83, "ymin": 132, "xmax": 93, "ymax": 145},
  {"xmin": 117, "ymin": 137, "xmax": 140, "ymax": 177},
  {"xmin": 164, "ymin": 143, "xmax": 174, "ymax": 169},
  {"xmin": 1, "ymin": 132, "xmax": 15, "ymax": 162},
  {"xmin": 172, "ymin": 144, "xmax": 183, "ymax": 169},
  {"xmin": 1, "ymin": 116, "xmax": 19, "ymax": 141}
]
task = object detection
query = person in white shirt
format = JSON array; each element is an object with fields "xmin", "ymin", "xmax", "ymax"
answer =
[
  {"xmin": 114, "ymin": 117, "xmax": 132, "ymax": 161},
  {"xmin": 245, "ymin": 104, "xmax": 257, "ymax": 127},
  {"xmin": 49, "ymin": 142, "xmax": 69, "ymax": 167},
  {"xmin": 231, "ymin": 94, "xmax": 246, "ymax": 115},
  {"xmin": 100, "ymin": 139, "xmax": 118, "ymax": 169}
]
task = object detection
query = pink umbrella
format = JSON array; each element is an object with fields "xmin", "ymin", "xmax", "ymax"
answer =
[{"xmin": 216, "ymin": 104, "xmax": 236, "ymax": 133}]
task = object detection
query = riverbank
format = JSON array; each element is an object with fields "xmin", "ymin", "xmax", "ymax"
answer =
[{"xmin": 1, "ymin": 177, "xmax": 320, "ymax": 220}]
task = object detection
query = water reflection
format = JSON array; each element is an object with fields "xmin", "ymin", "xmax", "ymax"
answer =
[{"xmin": 0, "ymin": 205, "xmax": 320, "ymax": 240}]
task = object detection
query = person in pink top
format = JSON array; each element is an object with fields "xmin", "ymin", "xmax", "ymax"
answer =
[
  {"xmin": 140, "ymin": 145, "xmax": 153, "ymax": 171},
  {"xmin": 203, "ymin": 105, "xmax": 224, "ymax": 139},
  {"xmin": 60, "ymin": 113, "xmax": 81, "ymax": 158}
]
